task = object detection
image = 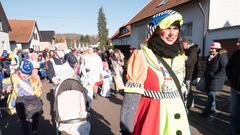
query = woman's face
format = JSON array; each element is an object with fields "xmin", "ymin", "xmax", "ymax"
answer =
[
  {"xmin": 210, "ymin": 48, "xmax": 217, "ymax": 55},
  {"xmin": 158, "ymin": 25, "xmax": 180, "ymax": 45}
]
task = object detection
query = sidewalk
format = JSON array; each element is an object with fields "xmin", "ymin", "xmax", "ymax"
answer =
[{"xmin": 188, "ymin": 84, "xmax": 231, "ymax": 135}]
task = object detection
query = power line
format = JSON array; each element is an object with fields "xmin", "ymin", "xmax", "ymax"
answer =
[
  {"xmin": 7, "ymin": 13, "xmax": 96, "ymax": 20},
  {"xmin": 7, "ymin": 13, "xmax": 132, "ymax": 22}
]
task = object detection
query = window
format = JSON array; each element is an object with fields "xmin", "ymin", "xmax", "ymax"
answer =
[
  {"xmin": 181, "ymin": 22, "xmax": 193, "ymax": 39},
  {"xmin": 33, "ymin": 33, "xmax": 38, "ymax": 40},
  {"xmin": 120, "ymin": 27, "xmax": 129, "ymax": 35}
]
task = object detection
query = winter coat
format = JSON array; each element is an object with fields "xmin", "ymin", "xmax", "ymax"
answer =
[
  {"xmin": 204, "ymin": 52, "xmax": 228, "ymax": 91},
  {"xmin": 184, "ymin": 44, "xmax": 200, "ymax": 80},
  {"xmin": 226, "ymin": 49, "xmax": 240, "ymax": 91}
]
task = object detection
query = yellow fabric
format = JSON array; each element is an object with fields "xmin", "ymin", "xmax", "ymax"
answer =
[
  {"xmin": 125, "ymin": 45, "xmax": 190, "ymax": 135},
  {"xmin": 125, "ymin": 45, "xmax": 187, "ymax": 95},
  {"xmin": 159, "ymin": 98, "xmax": 190, "ymax": 135},
  {"xmin": 159, "ymin": 12, "xmax": 183, "ymax": 29},
  {"xmin": 3, "ymin": 74, "xmax": 42, "ymax": 115},
  {"xmin": 124, "ymin": 87, "xmax": 145, "ymax": 94}
]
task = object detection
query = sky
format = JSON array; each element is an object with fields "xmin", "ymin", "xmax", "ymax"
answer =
[{"xmin": 1, "ymin": 0, "xmax": 150, "ymax": 36}]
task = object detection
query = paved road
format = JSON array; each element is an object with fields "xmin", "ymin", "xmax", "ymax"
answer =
[{"xmin": 0, "ymin": 80, "xmax": 231, "ymax": 135}]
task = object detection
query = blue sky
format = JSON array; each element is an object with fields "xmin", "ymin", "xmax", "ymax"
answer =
[{"xmin": 1, "ymin": 0, "xmax": 149, "ymax": 36}]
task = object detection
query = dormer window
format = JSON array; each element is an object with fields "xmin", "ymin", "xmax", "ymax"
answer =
[{"xmin": 120, "ymin": 27, "xmax": 129, "ymax": 35}]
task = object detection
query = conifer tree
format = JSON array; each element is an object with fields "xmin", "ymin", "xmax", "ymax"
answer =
[{"xmin": 97, "ymin": 7, "xmax": 109, "ymax": 49}]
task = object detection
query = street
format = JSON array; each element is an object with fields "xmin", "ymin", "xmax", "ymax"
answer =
[{"xmin": 0, "ymin": 80, "xmax": 231, "ymax": 135}]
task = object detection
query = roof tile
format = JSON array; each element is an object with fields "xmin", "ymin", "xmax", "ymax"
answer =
[{"xmin": 9, "ymin": 20, "xmax": 36, "ymax": 43}]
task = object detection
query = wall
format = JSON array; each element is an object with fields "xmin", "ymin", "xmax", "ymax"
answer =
[
  {"xmin": 39, "ymin": 42, "xmax": 51, "ymax": 51},
  {"xmin": 206, "ymin": 27, "xmax": 240, "ymax": 53},
  {"xmin": 130, "ymin": 19, "xmax": 149, "ymax": 48},
  {"xmin": 175, "ymin": 1, "xmax": 206, "ymax": 54},
  {"xmin": 0, "ymin": 31, "xmax": 10, "ymax": 53},
  {"xmin": 30, "ymin": 27, "xmax": 40, "ymax": 51}
]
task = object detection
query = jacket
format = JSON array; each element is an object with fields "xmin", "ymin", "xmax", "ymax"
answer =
[
  {"xmin": 226, "ymin": 49, "xmax": 240, "ymax": 91},
  {"xmin": 184, "ymin": 44, "xmax": 200, "ymax": 80},
  {"xmin": 204, "ymin": 52, "xmax": 228, "ymax": 91}
]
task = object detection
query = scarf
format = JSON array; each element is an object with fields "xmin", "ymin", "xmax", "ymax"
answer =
[{"xmin": 148, "ymin": 35, "xmax": 180, "ymax": 58}]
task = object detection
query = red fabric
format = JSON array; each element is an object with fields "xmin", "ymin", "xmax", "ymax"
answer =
[
  {"xmin": 133, "ymin": 98, "xmax": 160, "ymax": 135},
  {"xmin": 0, "ymin": 56, "xmax": 5, "ymax": 60},
  {"xmin": 95, "ymin": 80, "xmax": 103, "ymax": 86},
  {"xmin": 93, "ymin": 80, "xmax": 103, "ymax": 93},
  {"xmin": 144, "ymin": 67, "xmax": 160, "ymax": 91},
  {"xmin": 133, "ymin": 67, "xmax": 161, "ymax": 135}
]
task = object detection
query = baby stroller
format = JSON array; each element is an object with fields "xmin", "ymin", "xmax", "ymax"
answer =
[{"xmin": 54, "ymin": 78, "xmax": 91, "ymax": 135}]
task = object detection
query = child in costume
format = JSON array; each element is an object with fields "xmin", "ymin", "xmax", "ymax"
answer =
[{"xmin": 3, "ymin": 59, "xmax": 42, "ymax": 135}]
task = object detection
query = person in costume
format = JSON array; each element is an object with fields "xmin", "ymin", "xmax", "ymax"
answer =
[
  {"xmin": 2, "ymin": 59, "xmax": 43, "ymax": 135},
  {"xmin": 120, "ymin": 10, "xmax": 190, "ymax": 135},
  {"xmin": 1, "ymin": 50, "xmax": 11, "ymax": 78},
  {"xmin": 47, "ymin": 42, "xmax": 77, "ymax": 86}
]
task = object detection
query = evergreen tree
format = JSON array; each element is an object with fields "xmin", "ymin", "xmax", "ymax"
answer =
[{"xmin": 97, "ymin": 7, "xmax": 109, "ymax": 49}]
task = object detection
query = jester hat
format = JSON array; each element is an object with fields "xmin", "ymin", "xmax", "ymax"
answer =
[{"xmin": 146, "ymin": 10, "xmax": 183, "ymax": 41}]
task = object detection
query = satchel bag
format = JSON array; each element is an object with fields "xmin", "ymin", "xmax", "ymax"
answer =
[
  {"xmin": 196, "ymin": 77, "xmax": 206, "ymax": 92},
  {"xmin": 15, "ymin": 96, "xmax": 43, "ymax": 119}
]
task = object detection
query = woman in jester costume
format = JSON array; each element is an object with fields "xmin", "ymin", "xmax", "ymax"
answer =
[{"xmin": 120, "ymin": 10, "xmax": 191, "ymax": 135}]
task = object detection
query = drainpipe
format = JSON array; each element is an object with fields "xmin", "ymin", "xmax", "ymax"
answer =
[{"xmin": 197, "ymin": 0, "xmax": 207, "ymax": 58}]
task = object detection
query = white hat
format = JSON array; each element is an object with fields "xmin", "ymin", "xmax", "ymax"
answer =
[{"xmin": 210, "ymin": 42, "xmax": 222, "ymax": 49}]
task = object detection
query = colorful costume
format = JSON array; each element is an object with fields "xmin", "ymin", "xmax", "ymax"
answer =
[
  {"xmin": 120, "ymin": 10, "xmax": 190, "ymax": 135},
  {"xmin": 3, "ymin": 60, "xmax": 43, "ymax": 135},
  {"xmin": 121, "ymin": 46, "xmax": 190, "ymax": 135},
  {"xmin": 3, "ymin": 72, "xmax": 42, "ymax": 115}
]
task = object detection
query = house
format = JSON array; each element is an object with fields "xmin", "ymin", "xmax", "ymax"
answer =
[
  {"xmin": 0, "ymin": 2, "xmax": 11, "ymax": 53},
  {"xmin": 9, "ymin": 19, "xmax": 41, "ymax": 52},
  {"xmin": 109, "ymin": 24, "xmax": 131, "ymax": 57},
  {"xmin": 110, "ymin": 0, "xmax": 240, "ymax": 56},
  {"xmin": 39, "ymin": 30, "xmax": 55, "ymax": 51}
]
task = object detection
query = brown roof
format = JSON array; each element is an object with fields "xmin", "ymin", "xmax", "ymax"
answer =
[
  {"xmin": 9, "ymin": 20, "xmax": 37, "ymax": 43},
  {"xmin": 128, "ymin": 0, "xmax": 192, "ymax": 25},
  {"xmin": 39, "ymin": 30, "xmax": 55, "ymax": 42}
]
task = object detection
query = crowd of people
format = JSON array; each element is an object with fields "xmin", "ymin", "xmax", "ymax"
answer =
[
  {"xmin": 0, "ymin": 42, "xmax": 126, "ymax": 134},
  {"xmin": 0, "ymin": 9, "xmax": 239, "ymax": 135}
]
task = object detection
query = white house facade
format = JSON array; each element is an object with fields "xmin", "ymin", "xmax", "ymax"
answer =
[
  {"xmin": 0, "ymin": 31, "xmax": 10, "ymax": 52},
  {"xmin": 9, "ymin": 20, "xmax": 41, "ymax": 52},
  {"xmin": 111, "ymin": 0, "xmax": 240, "ymax": 56},
  {"xmin": 0, "ymin": 2, "xmax": 11, "ymax": 53},
  {"xmin": 29, "ymin": 27, "xmax": 41, "ymax": 51}
]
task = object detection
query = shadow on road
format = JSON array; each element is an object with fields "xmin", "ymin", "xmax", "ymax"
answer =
[
  {"xmin": 90, "ymin": 109, "xmax": 114, "ymax": 135},
  {"xmin": 108, "ymin": 94, "xmax": 122, "ymax": 105},
  {"xmin": 0, "ymin": 113, "xmax": 55, "ymax": 135},
  {"xmin": 188, "ymin": 87, "xmax": 231, "ymax": 135},
  {"xmin": 47, "ymin": 88, "xmax": 55, "ymax": 124}
]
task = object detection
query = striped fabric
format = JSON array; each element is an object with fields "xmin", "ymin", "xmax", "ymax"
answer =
[
  {"xmin": 125, "ymin": 81, "xmax": 144, "ymax": 89},
  {"xmin": 144, "ymin": 90, "xmax": 180, "ymax": 100},
  {"xmin": 125, "ymin": 81, "xmax": 181, "ymax": 100}
]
